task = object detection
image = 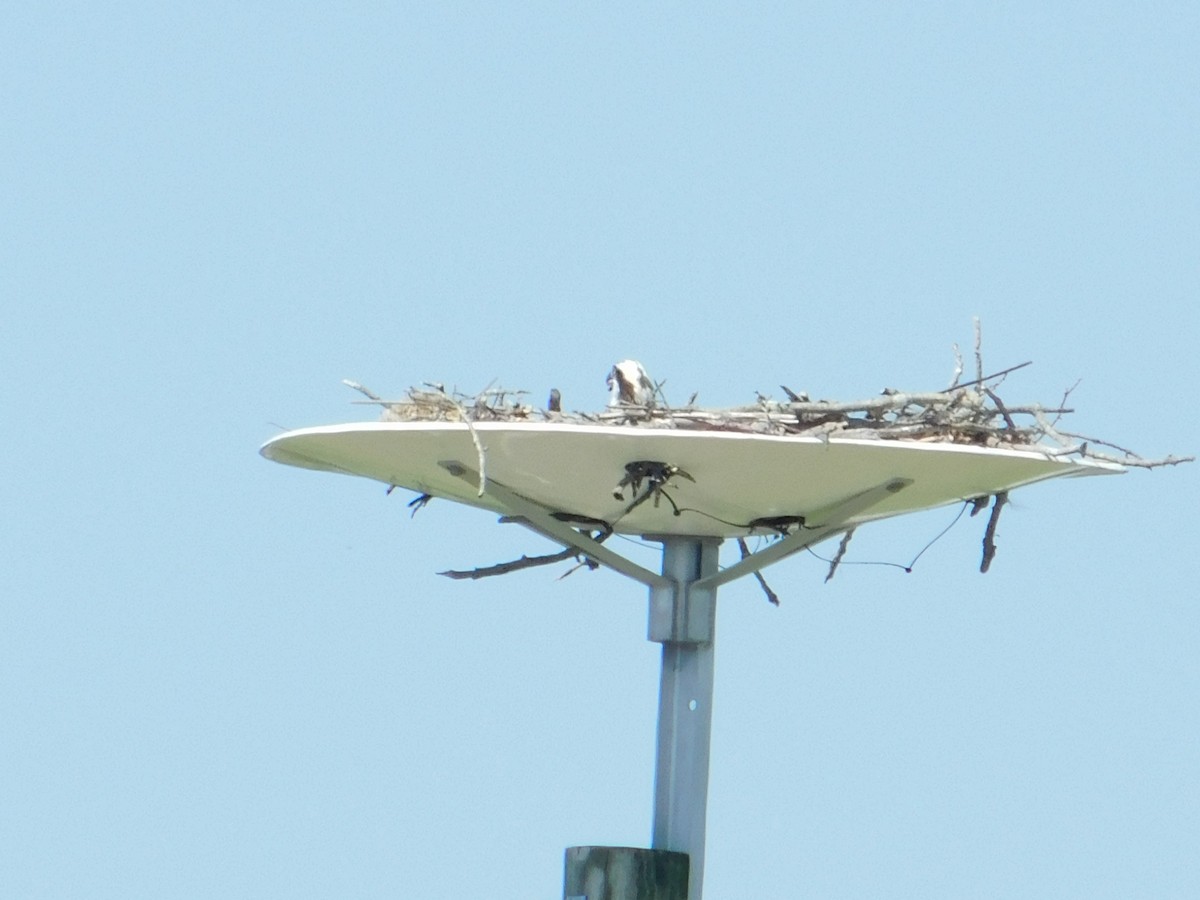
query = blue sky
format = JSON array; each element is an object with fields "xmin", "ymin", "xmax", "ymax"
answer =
[{"xmin": 3, "ymin": 3, "xmax": 1197, "ymax": 898}]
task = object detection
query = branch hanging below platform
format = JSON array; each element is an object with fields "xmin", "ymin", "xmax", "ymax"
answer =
[
  {"xmin": 980, "ymin": 492, "xmax": 1008, "ymax": 573},
  {"xmin": 439, "ymin": 525, "xmax": 612, "ymax": 580},
  {"xmin": 737, "ymin": 537, "xmax": 781, "ymax": 605}
]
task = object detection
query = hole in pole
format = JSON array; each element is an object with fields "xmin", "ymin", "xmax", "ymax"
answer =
[{"xmin": 688, "ymin": 699, "xmax": 698, "ymax": 711}]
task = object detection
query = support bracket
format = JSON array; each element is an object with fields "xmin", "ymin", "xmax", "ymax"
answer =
[
  {"xmin": 439, "ymin": 460, "xmax": 670, "ymax": 588},
  {"xmin": 693, "ymin": 477, "xmax": 912, "ymax": 591}
]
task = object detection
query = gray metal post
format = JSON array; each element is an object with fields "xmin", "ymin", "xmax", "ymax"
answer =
[
  {"xmin": 563, "ymin": 846, "xmax": 688, "ymax": 900},
  {"xmin": 648, "ymin": 538, "xmax": 721, "ymax": 900}
]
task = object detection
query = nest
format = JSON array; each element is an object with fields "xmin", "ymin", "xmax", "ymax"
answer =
[{"xmin": 347, "ymin": 359, "xmax": 1187, "ymax": 470}]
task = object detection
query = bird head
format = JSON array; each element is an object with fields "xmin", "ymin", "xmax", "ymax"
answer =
[{"xmin": 607, "ymin": 360, "xmax": 654, "ymax": 407}]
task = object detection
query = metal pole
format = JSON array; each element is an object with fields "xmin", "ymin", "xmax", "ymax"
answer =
[{"xmin": 649, "ymin": 537, "xmax": 720, "ymax": 900}]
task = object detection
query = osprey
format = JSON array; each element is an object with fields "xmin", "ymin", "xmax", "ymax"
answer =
[{"xmin": 607, "ymin": 360, "xmax": 655, "ymax": 407}]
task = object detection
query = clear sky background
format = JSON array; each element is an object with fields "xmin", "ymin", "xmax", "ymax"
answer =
[{"xmin": 3, "ymin": 3, "xmax": 1197, "ymax": 898}]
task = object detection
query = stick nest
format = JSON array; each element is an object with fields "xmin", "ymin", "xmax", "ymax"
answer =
[{"xmin": 348, "ymin": 359, "xmax": 1189, "ymax": 471}]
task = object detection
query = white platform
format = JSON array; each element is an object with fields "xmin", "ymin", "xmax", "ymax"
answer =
[{"xmin": 260, "ymin": 421, "xmax": 1122, "ymax": 537}]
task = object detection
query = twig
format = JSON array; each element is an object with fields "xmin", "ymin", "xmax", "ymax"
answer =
[
  {"xmin": 1053, "ymin": 378, "xmax": 1082, "ymax": 426},
  {"xmin": 426, "ymin": 382, "xmax": 489, "ymax": 497},
  {"xmin": 439, "ymin": 547, "xmax": 581, "ymax": 580},
  {"xmin": 1034, "ymin": 413, "xmax": 1195, "ymax": 467},
  {"xmin": 556, "ymin": 558, "xmax": 600, "ymax": 579},
  {"xmin": 440, "ymin": 526, "xmax": 611, "ymax": 580},
  {"xmin": 1047, "ymin": 428, "xmax": 1144, "ymax": 460},
  {"xmin": 737, "ymin": 538, "xmax": 780, "ymax": 605},
  {"xmin": 983, "ymin": 387, "xmax": 1017, "ymax": 431},
  {"xmin": 1071, "ymin": 449, "xmax": 1194, "ymax": 469},
  {"xmin": 407, "ymin": 493, "xmax": 432, "ymax": 517},
  {"xmin": 825, "ymin": 529, "xmax": 855, "ymax": 582},
  {"xmin": 770, "ymin": 386, "xmax": 1019, "ymax": 416},
  {"xmin": 947, "ymin": 343, "xmax": 964, "ymax": 390},
  {"xmin": 974, "ymin": 316, "xmax": 984, "ymax": 384},
  {"xmin": 343, "ymin": 379, "xmax": 386, "ymax": 404},
  {"xmin": 950, "ymin": 360, "xmax": 1033, "ymax": 392},
  {"xmin": 1042, "ymin": 443, "xmax": 1088, "ymax": 458},
  {"xmin": 980, "ymin": 491, "xmax": 1007, "ymax": 573}
]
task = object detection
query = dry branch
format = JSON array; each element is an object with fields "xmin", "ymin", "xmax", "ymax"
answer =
[
  {"xmin": 980, "ymin": 492, "xmax": 1007, "ymax": 573},
  {"xmin": 439, "ymin": 525, "xmax": 611, "ymax": 580},
  {"xmin": 947, "ymin": 343, "xmax": 964, "ymax": 390},
  {"xmin": 439, "ymin": 546, "xmax": 587, "ymax": 580},
  {"xmin": 974, "ymin": 316, "xmax": 984, "ymax": 384},
  {"xmin": 737, "ymin": 537, "xmax": 781, "ymax": 605},
  {"xmin": 825, "ymin": 529, "xmax": 856, "ymax": 582}
]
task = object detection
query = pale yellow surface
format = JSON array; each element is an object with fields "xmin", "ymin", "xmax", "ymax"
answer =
[{"xmin": 260, "ymin": 422, "xmax": 1121, "ymax": 537}]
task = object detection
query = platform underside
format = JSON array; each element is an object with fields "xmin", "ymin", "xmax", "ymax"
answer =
[{"xmin": 260, "ymin": 421, "xmax": 1121, "ymax": 537}]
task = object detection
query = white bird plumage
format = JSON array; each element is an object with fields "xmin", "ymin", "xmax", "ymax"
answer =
[{"xmin": 607, "ymin": 360, "xmax": 655, "ymax": 407}]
